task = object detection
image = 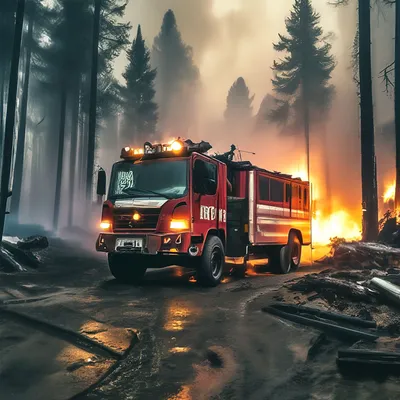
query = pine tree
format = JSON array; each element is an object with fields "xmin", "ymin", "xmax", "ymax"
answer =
[
  {"xmin": 270, "ymin": 0, "xmax": 335, "ymax": 179},
  {"xmin": 152, "ymin": 9, "xmax": 199, "ymax": 135},
  {"xmin": 0, "ymin": 1, "xmax": 16, "ymax": 143},
  {"xmin": 122, "ymin": 25, "xmax": 157, "ymax": 143},
  {"xmin": 224, "ymin": 77, "xmax": 254, "ymax": 122},
  {"xmin": 254, "ymin": 93, "xmax": 275, "ymax": 132}
]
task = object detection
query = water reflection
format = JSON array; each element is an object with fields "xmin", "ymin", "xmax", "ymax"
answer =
[
  {"xmin": 169, "ymin": 346, "xmax": 191, "ymax": 354},
  {"xmin": 163, "ymin": 301, "xmax": 200, "ymax": 332}
]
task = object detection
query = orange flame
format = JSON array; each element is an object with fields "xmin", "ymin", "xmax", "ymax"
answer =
[
  {"xmin": 312, "ymin": 210, "xmax": 361, "ymax": 245},
  {"xmin": 289, "ymin": 168, "xmax": 361, "ymax": 245},
  {"xmin": 383, "ymin": 182, "xmax": 395, "ymax": 204}
]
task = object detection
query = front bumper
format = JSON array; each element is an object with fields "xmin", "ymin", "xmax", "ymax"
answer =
[{"xmin": 96, "ymin": 231, "xmax": 194, "ymax": 255}]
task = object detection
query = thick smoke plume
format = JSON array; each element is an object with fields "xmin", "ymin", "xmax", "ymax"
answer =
[{"xmin": 108, "ymin": 0, "xmax": 394, "ymax": 236}]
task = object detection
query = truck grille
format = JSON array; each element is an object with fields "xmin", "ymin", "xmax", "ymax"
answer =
[{"xmin": 113, "ymin": 208, "xmax": 161, "ymax": 231}]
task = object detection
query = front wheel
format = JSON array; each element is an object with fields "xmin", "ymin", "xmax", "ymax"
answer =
[
  {"xmin": 197, "ymin": 236, "xmax": 225, "ymax": 287},
  {"xmin": 108, "ymin": 253, "xmax": 147, "ymax": 284}
]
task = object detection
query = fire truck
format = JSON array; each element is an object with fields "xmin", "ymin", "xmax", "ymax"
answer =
[{"xmin": 96, "ymin": 139, "xmax": 311, "ymax": 286}]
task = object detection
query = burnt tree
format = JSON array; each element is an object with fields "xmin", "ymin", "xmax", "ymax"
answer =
[
  {"xmin": 0, "ymin": 0, "xmax": 25, "ymax": 242},
  {"xmin": 395, "ymin": 0, "xmax": 400, "ymax": 211},
  {"xmin": 86, "ymin": 0, "xmax": 101, "ymax": 210},
  {"xmin": 359, "ymin": 0, "xmax": 379, "ymax": 241}
]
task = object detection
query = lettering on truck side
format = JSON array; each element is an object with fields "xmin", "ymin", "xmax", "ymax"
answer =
[{"xmin": 199, "ymin": 206, "xmax": 226, "ymax": 222}]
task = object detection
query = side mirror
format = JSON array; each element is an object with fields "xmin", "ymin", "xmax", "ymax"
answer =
[{"xmin": 96, "ymin": 168, "xmax": 106, "ymax": 196}]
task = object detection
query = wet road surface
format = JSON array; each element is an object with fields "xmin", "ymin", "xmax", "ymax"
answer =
[{"xmin": 1, "ymin": 239, "xmax": 399, "ymax": 400}]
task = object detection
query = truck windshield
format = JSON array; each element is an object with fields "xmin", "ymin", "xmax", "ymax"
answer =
[{"xmin": 109, "ymin": 159, "xmax": 188, "ymax": 200}]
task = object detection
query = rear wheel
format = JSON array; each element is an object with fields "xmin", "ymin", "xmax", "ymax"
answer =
[
  {"xmin": 197, "ymin": 236, "xmax": 225, "ymax": 287},
  {"xmin": 288, "ymin": 232, "xmax": 302, "ymax": 271},
  {"xmin": 270, "ymin": 232, "xmax": 302, "ymax": 274},
  {"xmin": 108, "ymin": 253, "xmax": 147, "ymax": 284}
]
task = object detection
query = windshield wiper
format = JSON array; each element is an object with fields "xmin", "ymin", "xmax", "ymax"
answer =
[{"xmin": 121, "ymin": 187, "xmax": 173, "ymax": 199}]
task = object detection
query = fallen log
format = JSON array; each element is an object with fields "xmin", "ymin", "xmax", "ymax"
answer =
[
  {"xmin": 262, "ymin": 306, "xmax": 378, "ymax": 342},
  {"xmin": 2, "ymin": 239, "xmax": 40, "ymax": 269},
  {"xmin": 337, "ymin": 357, "xmax": 400, "ymax": 376},
  {"xmin": 338, "ymin": 349, "xmax": 400, "ymax": 361},
  {"xmin": 332, "ymin": 242, "xmax": 400, "ymax": 269},
  {"xmin": 16, "ymin": 235, "xmax": 48, "ymax": 251},
  {"xmin": 370, "ymin": 278, "xmax": 400, "ymax": 308},
  {"xmin": 269, "ymin": 303, "xmax": 377, "ymax": 329},
  {"xmin": 288, "ymin": 275, "xmax": 375, "ymax": 303}
]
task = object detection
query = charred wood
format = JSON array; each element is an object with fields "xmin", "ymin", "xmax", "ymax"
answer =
[
  {"xmin": 262, "ymin": 306, "xmax": 378, "ymax": 342},
  {"xmin": 269, "ymin": 303, "xmax": 377, "ymax": 328}
]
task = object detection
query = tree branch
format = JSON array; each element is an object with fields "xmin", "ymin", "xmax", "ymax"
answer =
[{"xmin": 379, "ymin": 61, "xmax": 395, "ymax": 93}]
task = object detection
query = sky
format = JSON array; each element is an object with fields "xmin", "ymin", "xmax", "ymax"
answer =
[{"xmin": 114, "ymin": 0, "xmax": 341, "ymax": 121}]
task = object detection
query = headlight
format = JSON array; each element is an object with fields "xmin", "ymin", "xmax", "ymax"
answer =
[
  {"xmin": 170, "ymin": 219, "xmax": 189, "ymax": 230},
  {"xmin": 100, "ymin": 221, "xmax": 111, "ymax": 230}
]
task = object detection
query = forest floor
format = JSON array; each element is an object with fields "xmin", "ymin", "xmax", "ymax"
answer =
[{"xmin": 0, "ymin": 235, "xmax": 400, "ymax": 399}]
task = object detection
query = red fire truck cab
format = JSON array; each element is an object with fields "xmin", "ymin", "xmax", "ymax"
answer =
[{"xmin": 96, "ymin": 139, "xmax": 311, "ymax": 286}]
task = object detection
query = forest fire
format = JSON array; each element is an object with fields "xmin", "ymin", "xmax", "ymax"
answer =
[
  {"xmin": 312, "ymin": 210, "xmax": 361, "ymax": 245},
  {"xmin": 383, "ymin": 181, "xmax": 395, "ymax": 204},
  {"xmin": 289, "ymin": 169, "xmax": 361, "ymax": 245}
]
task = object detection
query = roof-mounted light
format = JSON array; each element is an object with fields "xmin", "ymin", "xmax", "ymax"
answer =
[
  {"xmin": 170, "ymin": 140, "xmax": 183, "ymax": 152},
  {"xmin": 120, "ymin": 146, "xmax": 144, "ymax": 160}
]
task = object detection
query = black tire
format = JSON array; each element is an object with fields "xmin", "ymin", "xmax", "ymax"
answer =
[
  {"xmin": 277, "ymin": 232, "xmax": 302, "ymax": 274},
  {"xmin": 108, "ymin": 253, "xmax": 147, "ymax": 284},
  {"xmin": 288, "ymin": 232, "xmax": 302, "ymax": 271},
  {"xmin": 197, "ymin": 236, "xmax": 225, "ymax": 287}
]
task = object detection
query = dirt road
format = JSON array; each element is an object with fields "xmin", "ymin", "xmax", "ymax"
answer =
[{"xmin": 0, "ymin": 239, "xmax": 398, "ymax": 400}]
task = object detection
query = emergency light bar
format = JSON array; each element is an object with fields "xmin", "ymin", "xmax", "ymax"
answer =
[{"xmin": 120, "ymin": 138, "xmax": 212, "ymax": 160}]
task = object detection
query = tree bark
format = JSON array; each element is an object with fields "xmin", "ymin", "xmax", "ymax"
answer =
[
  {"xmin": 11, "ymin": 12, "xmax": 33, "ymax": 221},
  {"xmin": 358, "ymin": 0, "xmax": 379, "ymax": 241},
  {"xmin": 395, "ymin": 0, "xmax": 400, "ymax": 212},
  {"xmin": 0, "ymin": 68, "xmax": 5, "ymax": 146},
  {"xmin": 86, "ymin": 0, "xmax": 101, "ymax": 211},
  {"xmin": 52, "ymin": 88, "xmax": 67, "ymax": 231},
  {"xmin": 0, "ymin": 0, "xmax": 25, "ymax": 243},
  {"xmin": 321, "ymin": 122, "xmax": 332, "ymax": 215},
  {"xmin": 67, "ymin": 78, "xmax": 80, "ymax": 227}
]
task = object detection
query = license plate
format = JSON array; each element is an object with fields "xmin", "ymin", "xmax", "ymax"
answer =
[{"xmin": 115, "ymin": 238, "xmax": 143, "ymax": 251}]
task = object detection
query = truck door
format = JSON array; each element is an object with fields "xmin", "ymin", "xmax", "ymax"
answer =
[{"xmin": 191, "ymin": 155, "xmax": 220, "ymax": 238}]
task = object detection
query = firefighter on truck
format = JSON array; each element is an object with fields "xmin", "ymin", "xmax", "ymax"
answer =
[{"xmin": 96, "ymin": 138, "xmax": 312, "ymax": 287}]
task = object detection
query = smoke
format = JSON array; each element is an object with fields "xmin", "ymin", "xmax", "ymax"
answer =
[{"xmin": 108, "ymin": 0, "xmax": 394, "ymax": 224}]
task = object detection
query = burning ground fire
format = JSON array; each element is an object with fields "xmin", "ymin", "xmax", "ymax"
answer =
[{"xmin": 311, "ymin": 210, "xmax": 361, "ymax": 245}]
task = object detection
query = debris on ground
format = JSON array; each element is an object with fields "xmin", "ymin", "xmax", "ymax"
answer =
[
  {"xmin": 266, "ymin": 237, "xmax": 400, "ymax": 378},
  {"xmin": 287, "ymin": 274, "xmax": 376, "ymax": 303},
  {"xmin": 370, "ymin": 278, "xmax": 400, "ymax": 308},
  {"xmin": 1, "ymin": 236, "xmax": 49, "ymax": 272},
  {"xmin": 336, "ymin": 348, "xmax": 400, "ymax": 377},
  {"xmin": 316, "ymin": 239, "xmax": 400, "ymax": 270},
  {"xmin": 263, "ymin": 303, "xmax": 378, "ymax": 342},
  {"xmin": 16, "ymin": 236, "xmax": 49, "ymax": 251}
]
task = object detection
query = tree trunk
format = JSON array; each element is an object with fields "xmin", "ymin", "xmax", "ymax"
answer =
[
  {"xmin": 79, "ymin": 111, "xmax": 86, "ymax": 194},
  {"xmin": 395, "ymin": 0, "xmax": 400, "ymax": 212},
  {"xmin": 0, "ymin": 0, "xmax": 25, "ymax": 243},
  {"xmin": 0, "ymin": 68, "xmax": 5, "ymax": 144},
  {"xmin": 52, "ymin": 88, "xmax": 67, "ymax": 232},
  {"xmin": 320, "ymin": 122, "xmax": 332, "ymax": 215},
  {"xmin": 10, "ymin": 13, "xmax": 33, "ymax": 221},
  {"xmin": 358, "ymin": 0, "xmax": 378, "ymax": 241},
  {"xmin": 86, "ymin": 0, "xmax": 101, "ymax": 209},
  {"xmin": 302, "ymin": 91, "xmax": 311, "ymax": 182},
  {"xmin": 67, "ymin": 78, "xmax": 80, "ymax": 227}
]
